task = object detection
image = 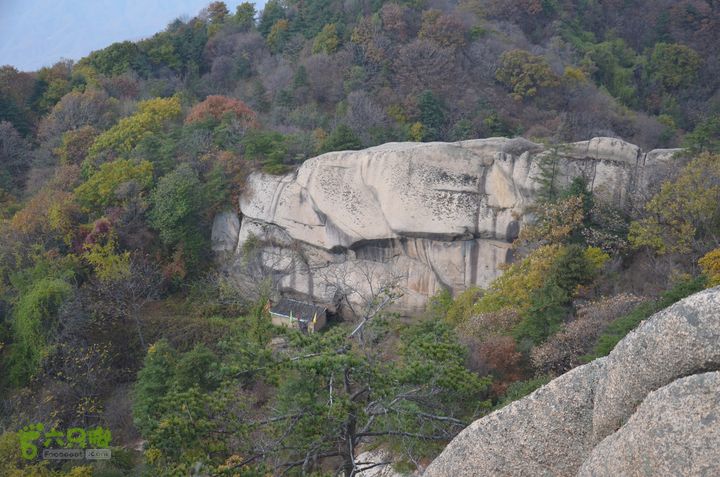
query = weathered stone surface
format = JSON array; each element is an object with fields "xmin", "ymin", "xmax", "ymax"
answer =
[
  {"xmin": 219, "ymin": 137, "xmax": 680, "ymax": 311},
  {"xmin": 591, "ymin": 287, "xmax": 720, "ymax": 441},
  {"xmin": 424, "ymin": 288, "xmax": 720, "ymax": 476},
  {"xmin": 424, "ymin": 359, "xmax": 605, "ymax": 477},
  {"xmin": 564, "ymin": 137, "xmax": 641, "ymax": 164},
  {"xmin": 580, "ymin": 372, "xmax": 720, "ymax": 477},
  {"xmin": 210, "ymin": 210, "xmax": 240, "ymax": 252}
]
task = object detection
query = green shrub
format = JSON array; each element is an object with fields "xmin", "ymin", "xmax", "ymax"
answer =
[
  {"xmin": 149, "ymin": 164, "xmax": 208, "ymax": 268},
  {"xmin": 683, "ymin": 115, "xmax": 720, "ymax": 154},
  {"xmin": 133, "ymin": 340, "xmax": 178, "ymax": 436},
  {"xmin": 86, "ymin": 96, "xmax": 181, "ymax": 162},
  {"xmin": 320, "ymin": 124, "xmax": 362, "ymax": 153},
  {"xmin": 8, "ymin": 277, "xmax": 72, "ymax": 386},
  {"xmin": 74, "ymin": 159, "xmax": 154, "ymax": 212},
  {"xmin": 584, "ymin": 275, "xmax": 706, "ymax": 360},
  {"xmin": 513, "ymin": 245, "xmax": 602, "ymax": 344},
  {"xmin": 174, "ymin": 344, "xmax": 220, "ymax": 390},
  {"xmin": 496, "ymin": 50, "xmax": 560, "ymax": 100}
]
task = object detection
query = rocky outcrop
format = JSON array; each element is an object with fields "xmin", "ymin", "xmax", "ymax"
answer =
[
  {"xmin": 591, "ymin": 288, "xmax": 720, "ymax": 442},
  {"xmin": 212, "ymin": 137, "xmax": 679, "ymax": 312},
  {"xmin": 211, "ymin": 211, "xmax": 240, "ymax": 252},
  {"xmin": 423, "ymin": 360, "xmax": 605, "ymax": 477},
  {"xmin": 579, "ymin": 372, "xmax": 720, "ymax": 477},
  {"xmin": 424, "ymin": 287, "xmax": 720, "ymax": 477}
]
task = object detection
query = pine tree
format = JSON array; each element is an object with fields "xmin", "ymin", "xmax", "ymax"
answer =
[{"xmin": 535, "ymin": 145, "xmax": 562, "ymax": 202}]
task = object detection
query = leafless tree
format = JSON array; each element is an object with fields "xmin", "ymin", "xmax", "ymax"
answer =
[
  {"xmin": 379, "ymin": 3, "xmax": 416, "ymax": 41},
  {"xmin": 393, "ymin": 39, "xmax": 458, "ymax": 96},
  {"xmin": 204, "ymin": 30, "xmax": 268, "ymax": 64},
  {"xmin": 207, "ymin": 56, "xmax": 236, "ymax": 92},
  {"xmin": 344, "ymin": 91, "xmax": 390, "ymax": 146},
  {"xmin": 318, "ymin": 259, "xmax": 404, "ymax": 344},
  {"xmin": 531, "ymin": 293, "xmax": 648, "ymax": 374},
  {"xmin": 0, "ymin": 121, "xmax": 31, "ymax": 191},
  {"xmin": 224, "ymin": 230, "xmax": 313, "ymax": 306},
  {"xmin": 302, "ymin": 52, "xmax": 350, "ymax": 104},
  {"xmin": 257, "ymin": 56, "xmax": 294, "ymax": 103},
  {"xmin": 38, "ymin": 90, "xmax": 119, "ymax": 144},
  {"xmin": 86, "ymin": 253, "xmax": 163, "ymax": 350}
]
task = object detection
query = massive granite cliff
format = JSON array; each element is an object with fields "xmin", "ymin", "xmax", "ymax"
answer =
[
  {"xmin": 211, "ymin": 137, "xmax": 679, "ymax": 312},
  {"xmin": 424, "ymin": 287, "xmax": 720, "ymax": 477}
]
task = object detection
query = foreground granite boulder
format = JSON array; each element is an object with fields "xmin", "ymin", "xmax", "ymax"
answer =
[
  {"xmin": 424, "ymin": 287, "xmax": 720, "ymax": 477},
  {"xmin": 212, "ymin": 137, "xmax": 680, "ymax": 312},
  {"xmin": 423, "ymin": 360, "xmax": 605, "ymax": 477},
  {"xmin": 579, "ymin": 372, "xmax": 720, "ymax": 477},
  {"xmin": 591, "ymin": 288, "xmax": 720, "ymax": 442}
]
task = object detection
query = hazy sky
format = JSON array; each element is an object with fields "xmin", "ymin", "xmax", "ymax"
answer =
[{"xmin": 0, "ymin": 0, "xmax": 263, "ymax": 72}]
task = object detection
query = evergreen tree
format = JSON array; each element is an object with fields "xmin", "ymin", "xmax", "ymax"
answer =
[
  {"xmin": 234, "ymin": 2, "xmax": 256, "ymax": 30},
  {"xmin": 535, "ymin": 145, "xmax": 562, "ymax": 202},
  {"xmin": 514, "ymin": 245, "xmax": 597, "ymax": 344},
  {"xmin": 418, "ymin": 90, "xmax": 446, "ymax": 141},
  {"xmin": 321, "ymin": 124, "xmax": 362, "ymax": 152},
  {"xmin": 258, "ymin": 0, "xmax": 287, "ymax": 38},
  {"xmin": 149, "ymin": 164, "xmax": 208, "ymax": 268}
]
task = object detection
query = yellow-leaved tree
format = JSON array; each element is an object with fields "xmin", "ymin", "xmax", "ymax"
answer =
[
  {"xmin": 629, "ymin": 152, "xmax": 720, "ymax": 255},
  {"xmin": 74, "ymin": 159, "xmax": 153, "ymax": 212},
  {"xmin": 86, "ymin": 96, "xmax": 181, "ymax": 166},
  {"xmin": 699, "ymin": 248, "xmax": 720, "ymax": 287}
]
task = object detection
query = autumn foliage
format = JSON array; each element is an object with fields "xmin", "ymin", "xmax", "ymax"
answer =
[
  {"xmin": 699, "ymin": 248, "xmax": 720, "ymax": 287},
  {"xmin": 531, "ymin": 294, "xmax": 647, "ymax": 375},
  {"xmin": 185, "ymin": 95, "xmax": 259, "ymax": 129}
]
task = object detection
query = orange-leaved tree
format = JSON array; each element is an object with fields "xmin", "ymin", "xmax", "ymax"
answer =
[{"xmin": 185, "ymin": 95, "xmax": 259, "ymax": 129}]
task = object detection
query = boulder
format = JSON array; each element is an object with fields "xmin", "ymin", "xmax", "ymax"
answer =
[
  {"xmin": 591, "ymin": 287, "xmax": 720, "ymax": 441},
  {"xmin": 424, "ymin": 360, "xmax": 605, "ymax": 477},
  {"xmin": 355, "ymin": 449, "xmax": 418, "ymax": 477},
  {"xmin": 424, "ymin": 287, "xmax": 720, "ymax": 476},
  {"xmin": 565, "ymin": 137, "xmax": 641, "ymax": 164},
  {"xmin": 579, "ymin": 372, "xmax": 720, "ymax": 477}
]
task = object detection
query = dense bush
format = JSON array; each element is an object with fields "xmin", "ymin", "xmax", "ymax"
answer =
[
  {"xmin": 531, "ymin": 293, "xmax": 647, "ymax": 374},
  {"xmin": 86, "ymin": 96, "xmax": 181, "ymax": 164},
  {"xmin": 74, "ymin": 159, "xmax": 153, "ymax": 212},
  {"xmin": 149, "ymin": 164, "xmax": 209, "ymax": 269},
  {"xmin": 496, "ymin": 50, "xmax": 560, "ymax": 100},
  {"xmin": 583, "ymin": 276, "xmax": 707, "ymax": 361},
  {"xmin": 7, "ymin": 276, "xmax": 73, "ymax": 386}
]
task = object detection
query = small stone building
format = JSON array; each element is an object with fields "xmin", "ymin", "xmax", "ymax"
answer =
[{"xmin": 269, "ymin": 298, "xmax": 327, "ymax": 333}]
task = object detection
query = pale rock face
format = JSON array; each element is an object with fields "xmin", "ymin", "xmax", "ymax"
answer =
[
  {"xmin": 355, "ymin": 449, "xmax": 419, "ymax": 477},
  {"xmin": 212, "ymin": 137, "xmax": 680, "ymax": 312},
  {"xmin": 423, "ymin": 287, "xmax": 720, "ymax": 477},
  {"xmin": 210, "ymin": 211, "xmax": 240, "ymax": 252}
]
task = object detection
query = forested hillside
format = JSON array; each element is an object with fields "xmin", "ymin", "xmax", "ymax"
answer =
[{"xmin": 1, "ymin": 0, "xmax": 719, "ymax": 475}]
